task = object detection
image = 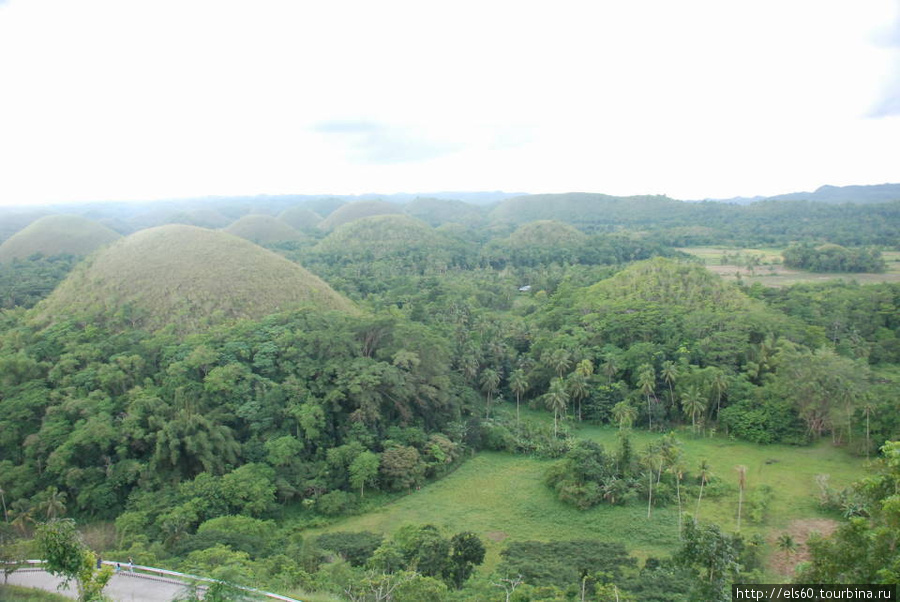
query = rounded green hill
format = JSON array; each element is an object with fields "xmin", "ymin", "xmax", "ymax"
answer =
[
  {"xmin": 223, "ymin": 214, "xmax": 305, "ymax": 245},
  {"xmin": 32, "ymin": 225, "xmax": 355, "ymax": 333},
  {"xmin": 318, "ymin": 200, "xmax": 402, "ymax": 231},
  {"xmin": 507, "ymin": 220, "xmax": 587, "ymax": 248},
  {"xmin": 0, "ymin": 214, "xmax": 121, "ymax": 262},
  {"xmin": 278, "ymin": 206, "xmax": 323, "ymax": 231}
]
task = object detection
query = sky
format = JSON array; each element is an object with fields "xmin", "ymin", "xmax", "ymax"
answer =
[{"xmin": 0, "ymin": 0, "xmax": 898, "ymax": 207}]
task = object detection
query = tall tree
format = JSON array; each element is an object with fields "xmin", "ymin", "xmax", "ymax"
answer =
[
  {"xmin": 735, "ymin": 465, "xmax": 747, "ymax": 531},
  {"xmin": 480, "ymin": 368, "xmax": 501, "ymax": 418},
  {"xmin": 566, "ymin": 371, "xmax": 590, "ymax": 422},
  {"xmin": 661, "ymin": 360, "xmax": 678, "ymax": 407},
  {"xmin": 543, "ymin": 378, "xmax": 569, "ymax": 438},
  {"xmin": 637, "ymin": 364, "xmax": 656, "ymax": 431},
  {"xmin": 695, "ymin": 460, "xmax": 712, "ymax": 519},
  {"xmin": 681, "ymin": 385, "xmax": 706, "ymax": 436},
  {"xmin": 509, "ymin": 369, "xmax": 529, "ymax": 427},
  {"xmin": 547, "ymin": 348, "xmax": 572, "ymax": 379},
  {"xmin": 612, "ymin": 401, "xmax": 637, "ymax": 432}
]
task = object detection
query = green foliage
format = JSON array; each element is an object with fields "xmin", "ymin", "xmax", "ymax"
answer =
[
  {"xmin": 799, "ymin": 441, "xmax": 900, "ymax": 584},
  {"xmin": 316, "ymin": 531, "xmax": 383, "ymax": 567},
  {"xmin": 34, "ymin": 520, "xmax": 112, "ymax": 601},
  {"xmin": 783, "ymin": 242, "xmax": 886, "ymax": 273},
  {"xmin": 498, "ymin": 539, "xmax": 635, "ymax": 591},
  {"xmin": 0, "ymin": 254, "xmax": 80, "ymax": 309}
]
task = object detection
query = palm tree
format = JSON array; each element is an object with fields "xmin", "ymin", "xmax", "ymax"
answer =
[
  {"xmin": 681, "ymin": 385, "xmax": 706, "ymax": 435},
  {"xmin": 567, "ymin": 371, "xmax": 590, "ymax": 422},
  {"xmin": 612, "ymin": 401, "xmax": 637, "ymax": 432},
  {"xmin": 776, "ymin": 532, "xmax": 797, "ymax": 556},
  {"xmin": 547, "ymin": 349, "xmax": 572, "ymax": 379},
  {"xmin": 862, "ymin": 400, "xmax": 876, "ymax": 460},
  {"xmin": 37, "ymin": 486, "xmax": 67, "ymax": 520},
  {"xmin": 671, "ymin": 458, "xmax": 688, "ymax": 533},
  {"xmin": 543, "ymin": 378, "xmax": 569, "ymax": 438},
  {"xmin": 711, "ymin": 370, "xmax": 729, "ymax": 419},
  {"xmin": 642, "ymin": 445, "xmax": 662, "ymax": 519},
  {"xmin": 637, "ymin": 364, "xmax": 656, "ymax": 431},
  {"xmin": 602, "ymin": 354, "xmax": 619, "ymax": 384},
  {"xmin": 735, "ymin": 465, "xmax": 747, "ymax": 531},
  {"xmin": 695, "ymin": 459, "xmax": 712, "ymax": 519},
  {"xmin": 480, "ymin": 368, "xmax": 501, "ymax": 418},
  {"xmin": 661, "ymin": 360, "xmax": 678, "ymax": 406},
  {"xmin": 509, "ymin": 369, "xmax": 529, "ymax": 426}
]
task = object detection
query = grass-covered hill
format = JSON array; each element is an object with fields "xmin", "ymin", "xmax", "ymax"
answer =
[
  {"xmin": 32, "ymin": 224, "xmax": 355, "ymax": 333},
  {"xmin": 403, "ymin": 197, "xmax": 485, "ymax": 227},
  {"xmin": 315, "ymin": 214, "xmax": 445, "ymax": 259},
  {"xmin": 0, "ymin": 214, "xmax": 121, "ymax": 262},
  {"xmin": 507, "ymin": 220, "xmax": 588, "ymax": 247},
  {"xmin": 165, "ymin": 207, "xmax": 232, "ymax": 229},
  {"xmin": 317, "ymin": 200, "xmax": 403, "ymax": 231},
  {"xmin": 490, "ymin": 192, "xmax": 687, "ymax": 230},
  {"xmin": 278, "ymin": 206, "xmax": 323, "ymax": 231},
  {"xmin": 223, "ymin": 214, "xmax": 306, "ymax": 245}
]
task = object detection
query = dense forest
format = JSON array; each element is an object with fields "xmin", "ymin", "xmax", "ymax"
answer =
[{"xmin": 0, "ymin": 191, "xmax": 898, "ymax": 601}]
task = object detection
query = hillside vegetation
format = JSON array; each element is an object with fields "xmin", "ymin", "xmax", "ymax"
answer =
[
  {"xmin": 279, "ymin": 206, "xmax": 323, "ymax": 230},
  {"xmin": 318, "ymin": 200, "xmax": 403, "ymax": 231},
  {"xmin": 223, "ymin": 214, "xmax": 306, "ymax": 245},
  {"xmin": 0, "ymin": 215, "xmax": 121, "ymax": 262},
  {"xmin": 32, "ymin": 224, "xmax": 354, "ymax": 333}
]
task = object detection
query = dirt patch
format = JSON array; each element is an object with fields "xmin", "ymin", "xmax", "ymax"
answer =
[
  {"xmin": 486, "ymin": 531, "xmax": 508, "ymax": 542},
  {"xmin": 768, "ymin": 518, "xmax": 839, "ymax": 578}
]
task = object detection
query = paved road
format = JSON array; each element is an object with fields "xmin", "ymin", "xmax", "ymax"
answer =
[{"xmin": 6, "ymin": 568, "xmax": 200, "ymax": 601}]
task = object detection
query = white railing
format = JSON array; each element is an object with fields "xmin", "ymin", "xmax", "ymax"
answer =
[{"xmin": 12, "ymin": 559, "xmax": 302, "ymax": 602}]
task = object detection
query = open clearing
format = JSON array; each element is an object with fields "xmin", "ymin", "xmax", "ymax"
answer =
[
  {"xmin": 305, "ymin": 423, "xmax": 864, "ymax": 575},
  {"xmin": 679, "ymin": 247, "xmax": 900, "ymax": 287}
]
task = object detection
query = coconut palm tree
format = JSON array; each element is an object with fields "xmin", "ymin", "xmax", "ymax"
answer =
[
  {"xmin": 567, "ymin": 371, "xmax": 590, "ymax": 422},
  {"xmin": 681, "ymin": 385, "xmax": 706, "ymax": 435},
  {"xmin": 661, "ymin": 360, "xmax": 678, "ymax": 407},
  {"xmin": 543, "ymin": 378, "xmax": 569, "ymax": 438},
  {"xmin": 602, "ymin": 354, "xmax": 619, "ymax": 384},
  {"xmin": 480, "ymin": 368, "xmax": 501, "ymax": 418},
  {"xmin": 695, "ymin": 459, "xmax": 712, "ymax": 519},
  {"xmin": 547, "ymin": 348, "xmax": 572, "ymax": 379},
  {"xmin": 736, "ymin": 465, "xmax": 748, "ymax": 531},
  {"xmin": 637, "ymin": 364, "xmax": 657, "ymax": 431},
  {"xmin": 862, "ymin": 399, "xmax": 876, "ymax": 460},
  {"xmin": 612, "ymin": 401, "xmax": 637, "ymax": 432},
  {"xmin": 711, "ymin": 370, "xmax": 729, "ymax": 419},
  {"xmin": 509, "ymin": 369, "xmax": 529, "ymax": 426}
]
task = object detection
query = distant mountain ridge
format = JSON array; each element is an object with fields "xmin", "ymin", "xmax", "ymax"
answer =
[{"xmin": 703, "ymin": 183, "xmax": 900, "ymax": 205}]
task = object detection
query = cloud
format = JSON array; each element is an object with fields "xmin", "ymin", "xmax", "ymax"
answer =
[
  {"xmin": 312, "ymin": 120, "xmax": 462, "ymax": 164},
  {"xmin": 868, "ymin": 5, "xmax": 900, "ymax": 117}
]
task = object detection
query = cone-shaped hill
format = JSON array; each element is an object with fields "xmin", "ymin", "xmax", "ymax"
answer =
[
  {"xmin": 403, "ymin": 197, "xmax": 484, "ymax": 227},
  {"xmin": 223, "ymin": 214, "xmax": 306, "ymax": 245},
  {"xmin": 32, "ymin": 225, "xmax": 355, "ymax": 333},
  {"xmin": 318, "ymin": 200, "xmax": 402, "ymax": 231},
  {"xmin": 166, "ymin": 208, "xmax": 231, "ymax": 229},
  {"xmin": 279, "ymin": 206, "xmax": 323, "ymax": 231},
  {"xmin": 491, "ymin": 193, "xmax": 686, "ymax": 230},
  {"xmin": 507, "ymin": 220, "xmax": 587, "ymax": 248},
  {"xmin": 314, "ymin": 214, "xmax": 441, "ymax": 257},
  {"xmin": 561, "ymin": 258, "xmax": 806, "ymax": 366},
  {"xmin": 0, "ymin": 214, "xmax": 121, "ymax": 262},
  {"xmin": 313, "ymin": 214, "xmax": 473, "ymax": 270}
]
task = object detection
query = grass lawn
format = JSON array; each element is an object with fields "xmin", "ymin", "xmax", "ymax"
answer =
[
  {"xmin": 302, "ymin": 421, "xmax": 865, "ymax": 574},
  {"xmin": 0, "ymin": 585, "xmax": 70, "ymax": 601}
]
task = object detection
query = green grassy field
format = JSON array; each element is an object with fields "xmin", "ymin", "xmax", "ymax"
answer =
[
  {"xmin": 678, "ymin": 246, "xmax": 900, "ymax": 287},
  {"xmin": 303, "ymin": 423, "xmax": 864, "ymax": 574},
  {"xmin": 0, "ymin": 585, "xmax": 70, "ymax": 601}
]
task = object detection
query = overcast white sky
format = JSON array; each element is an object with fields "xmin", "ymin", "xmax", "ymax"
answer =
[{"xmin": 0, "ymin": 0, "xmax": 897, "ymax": 206}]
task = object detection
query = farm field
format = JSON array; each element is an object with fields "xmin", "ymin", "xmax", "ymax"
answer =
[
  {"xmin": 679, "ymin": 247, "xmax": 900, "ymax": 286},
  {"xmin": 305, "ymin": 423, "xmax": 864, "ymax": 576}
]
